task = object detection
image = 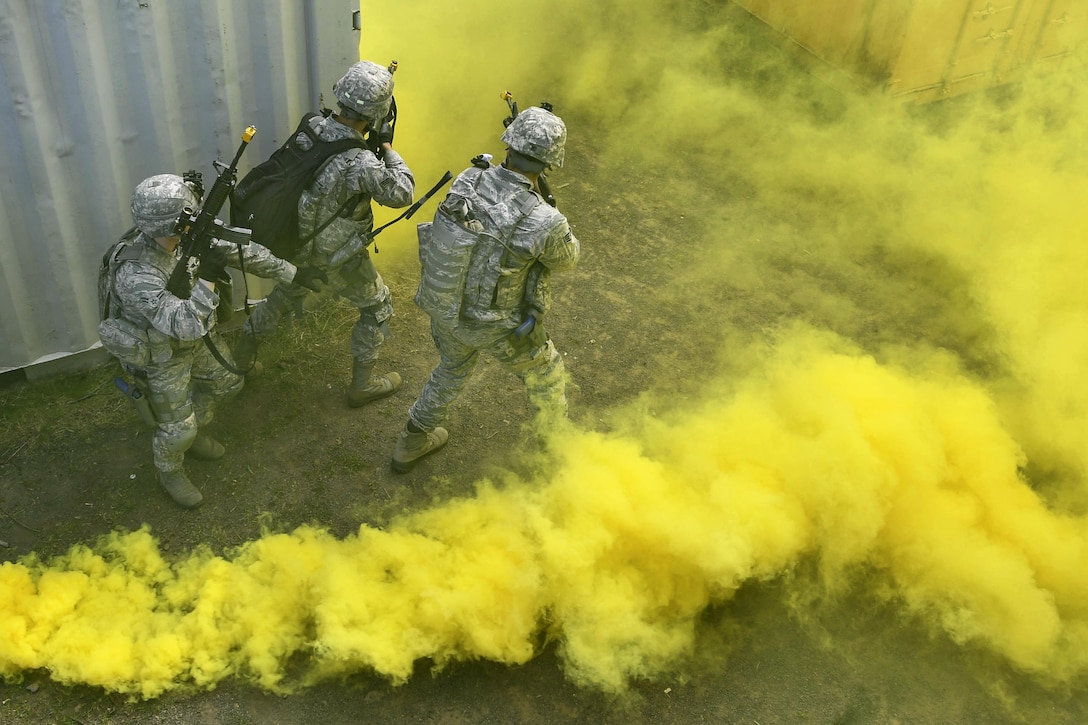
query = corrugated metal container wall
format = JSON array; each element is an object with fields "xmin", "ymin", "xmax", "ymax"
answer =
[
  {"xmin": 0, "ymin": 0, "xmax": 358, "ymax": 378},
  {"xmin": 732, "ymin": 0, "xmax": 1088, "ymax": 103}
]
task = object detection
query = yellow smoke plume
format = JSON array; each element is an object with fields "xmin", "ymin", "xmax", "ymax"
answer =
[{"xmin": 3, "ymin": 330, "xmax": 1087, "ymax": 697}]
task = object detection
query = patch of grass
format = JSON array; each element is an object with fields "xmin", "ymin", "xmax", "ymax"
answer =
[{"xmin": 0, "ymin": 364, "xmax": 129, "ymax": 459}]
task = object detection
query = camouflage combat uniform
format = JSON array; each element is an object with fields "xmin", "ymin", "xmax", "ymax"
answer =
[
  {"xmin": 241, "ymin": 113, "xmax": 415, "ymax": 371},
  {"xmin": 107, "ymin": 232, "xmax": 296, "ymax": 476},
  {"xmin": 408, "ymin": 162, "xmax": 580, "ymax": 431}
]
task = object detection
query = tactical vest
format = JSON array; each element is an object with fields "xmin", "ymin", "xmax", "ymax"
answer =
[
  {"xmin": 415, "ymin": 169, "xmax": 541, "ymax": 325},
  {"xmin": 97, "ymin": 227, "xmax": 142, "ymax": 321},
  {"xmin": 96, "ymin": 230, "xmax": 173, "ymax": 367}
]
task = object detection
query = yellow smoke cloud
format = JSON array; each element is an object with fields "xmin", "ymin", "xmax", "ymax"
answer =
[
  {"xmin": 4, "ymin": 0, "xmax": 1088, "ymax": 704},
  {"xmin": 4, "ymin": 331, "xmax": 1086, "ymax": 697}
]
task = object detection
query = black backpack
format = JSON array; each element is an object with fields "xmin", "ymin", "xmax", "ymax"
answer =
[{"xmin": 229, "ymin": 111, "xmax": 367, "ymax": 260}]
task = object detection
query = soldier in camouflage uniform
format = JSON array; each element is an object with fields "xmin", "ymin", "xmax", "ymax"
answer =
[
  {"xmin": 391, "ymin": 106, "xmax": 580, "ymax": 473},
  {"xmin": 100, "ymin": 174, "xmax": 326, "ymax": 508},
  {"xmin": 231, "ymin": 61, "xmax": 415, "ymax": 408}
]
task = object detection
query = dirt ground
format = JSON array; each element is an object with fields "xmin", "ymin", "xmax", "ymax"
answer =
[{"xmin": 3, "ymin": 5, "xmax": 1088, "ymax": 723}]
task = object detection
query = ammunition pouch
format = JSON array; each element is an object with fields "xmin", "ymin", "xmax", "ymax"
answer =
[
  {"xmin": 98, "ymin": 317, "xmax": 152, "ymax": 368},
  {"xmin": 415, "ymin": 219, "xmax": 476, "ymax": 324},
  {"xmin": 130, "ymin": 388, "xmax": 156, "ymax": 427},
  {"xmin": 98, "ymin": 317, "xmax": 173, "ymax": 368},
  {"xmin": 114, "ymin": 376, "xmax": 157, "ymax": 427},
  {"xmin": 216, "ymin": 276, "xmax": 235, "ymax": 324}
]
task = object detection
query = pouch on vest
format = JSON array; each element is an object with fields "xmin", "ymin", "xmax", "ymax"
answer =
[
  {"xmin": 414, "ymin": 214, "xmax": 484, "ymax": 324},
  {"xmin": 98, "ymin": 317, "xmax": 152, "ymax": 368},
  {"xmin": 459, "ymin": 188, "xmax": 541, "ymax": 323},
  {"xmin": 113, "ymin": 376, "xmax": 157, "ymax": 427}
]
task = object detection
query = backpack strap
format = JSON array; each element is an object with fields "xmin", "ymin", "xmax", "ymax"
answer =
[
  {"xmin": 301, "ymin": 191, "xmax": 362, "ymax": 246},
  {"xmin": 295, "ymin": 113, "xmax": 366, "ymax": 247},
  {"xmin": 101, "ymin": 227, "xmax": 142, "ymax": 319},
  {"xmin": 514, "ymin": 188, "xmax": 541, "ymax": 217},
  {"xmin": 117, "ymin": 243, "xmax": 143, "ymax": 262}
]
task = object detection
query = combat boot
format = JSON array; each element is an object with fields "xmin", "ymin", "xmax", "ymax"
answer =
[
  {"xmin": 347, "ymin": 361, "xmax": 402, "ymax": 408},
  {"xmin": 232, "ymin": 333, "xmax": 263, "ymax": 378},
  {"xmin": 391, "ymin": 424, "xmax": 449, "ymax": 473},
  {"xmin": 159, "ymin": 469, "xmax": 203, "ymax": 509},
  {"xmin": 187, "ymin": 433, "xmax": 225, "ymax": 461}
]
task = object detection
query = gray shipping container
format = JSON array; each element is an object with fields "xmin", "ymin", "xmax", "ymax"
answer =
[{"xmin": 0, "ymin": 0, "xmax": 359, "ymax": 378}]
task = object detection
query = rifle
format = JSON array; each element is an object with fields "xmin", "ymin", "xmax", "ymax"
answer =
[
  {"xmin": 365, "ymin": 59, "xmax": 399, "ymax": 156},
  {"xmin": 501, "ymin": 91, "xmax": 557, "ymax": 208},
  {"xmin": 165, "ymin": 126, "xmax": 257, "ymax": 299}
]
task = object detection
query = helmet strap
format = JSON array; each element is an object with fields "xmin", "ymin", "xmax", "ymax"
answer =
[
  {"xmin": 334, "ymin": 105, "xmax": 370, "ymax": 133},
  {"xmin": 506, "ymin": 149, "xmax": 546, "ymax": 174},
  {"xmin": 337, "ymin": 103, "xmax": 366, "ymax": 122}
]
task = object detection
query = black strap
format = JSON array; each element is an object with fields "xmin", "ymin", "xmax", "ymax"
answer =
[
  {"xmin": 302, "ymin": 192, "xmax": 361, "ymax": 247},
  {"xmin": 368, "ymin": 170, "xmax": 454, "ymax": 242},
  {"xmin": 302, "ymin": 112, "xmax": 368, "ymax": 246},
  {"xmin": 202, "ymin": 331, "xmax": 252, "ymax": 377}
]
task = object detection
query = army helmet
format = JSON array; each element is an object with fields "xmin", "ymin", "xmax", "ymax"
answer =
[
  {"xmin": 333, "ymin": 61, "xmax": 394, "ymax": 125},
  {"xmin": 501, "ymin": 105, "xmax": 566, "ymax": 169},
  {"xmin": 130, "ymin": 174, "xmax": 198, "ymax": 237}
]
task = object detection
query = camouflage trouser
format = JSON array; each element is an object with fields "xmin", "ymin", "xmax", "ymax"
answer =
[
  {"xmin": 407, "ymin": 317, "xmax": 568, "ymax": 431},
  {"xmin": 242, "ymin": 249, "xmax": 392, "ymax": 368},
  {"xmin": 136, "ymin": 331, "xmax": 243, "ymax": 473}
]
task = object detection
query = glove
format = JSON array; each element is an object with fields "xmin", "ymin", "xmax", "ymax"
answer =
[
  {"xmin": 293, "ymin": 265, "xmax": 328, "ymax": 292},
  {"xmin": 198, "ymin": 248, "xmax": 231, "ymax": 285},
  {"xmin": 377, "ymin": 121, "xmax": 394, "ymax": 146}
]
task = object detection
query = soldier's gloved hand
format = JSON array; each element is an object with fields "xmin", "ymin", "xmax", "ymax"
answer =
[
  {"xmin": 293, "ymin": 265, "xmax": 328, "ymax": 292},
  {"xmin": 377, "ymin": 121, "xmax": 394, "ymax": 146},
  {"xmin": 198, "ymin": 248, "xmax": 231, "ymax": 285}
]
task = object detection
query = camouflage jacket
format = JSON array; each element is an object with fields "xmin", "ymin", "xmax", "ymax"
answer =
[
  {"xmin": 295, "ymin": 114, "xmax": 415, "ymax": 265},
  {"xmin": 111, "ymin": 232, "xmax": 296, "ymax": 343}
]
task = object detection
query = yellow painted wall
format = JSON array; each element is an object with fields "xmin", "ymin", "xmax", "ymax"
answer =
[{"xmin": 733, "ymin": 0, "xmax": 1088, "ymax": 102}]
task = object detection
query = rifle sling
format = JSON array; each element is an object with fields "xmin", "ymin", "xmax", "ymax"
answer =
[{"xmin": 202, "ymin": 331, "xmax": 252, "ymax": 377}]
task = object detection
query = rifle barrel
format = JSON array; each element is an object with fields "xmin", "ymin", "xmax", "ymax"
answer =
[
  {"xmin": 166, "ymin": 124, "xmax": 256, "ymax": 298},
  {"xmin": 228, "ymin": 126, "xmax": 256, "ymax": 168}
]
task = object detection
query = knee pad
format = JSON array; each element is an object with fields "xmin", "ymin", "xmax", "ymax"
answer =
[{"xmin": 156, "ymin": 414, "xmax": 199, "ymax": 456}]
